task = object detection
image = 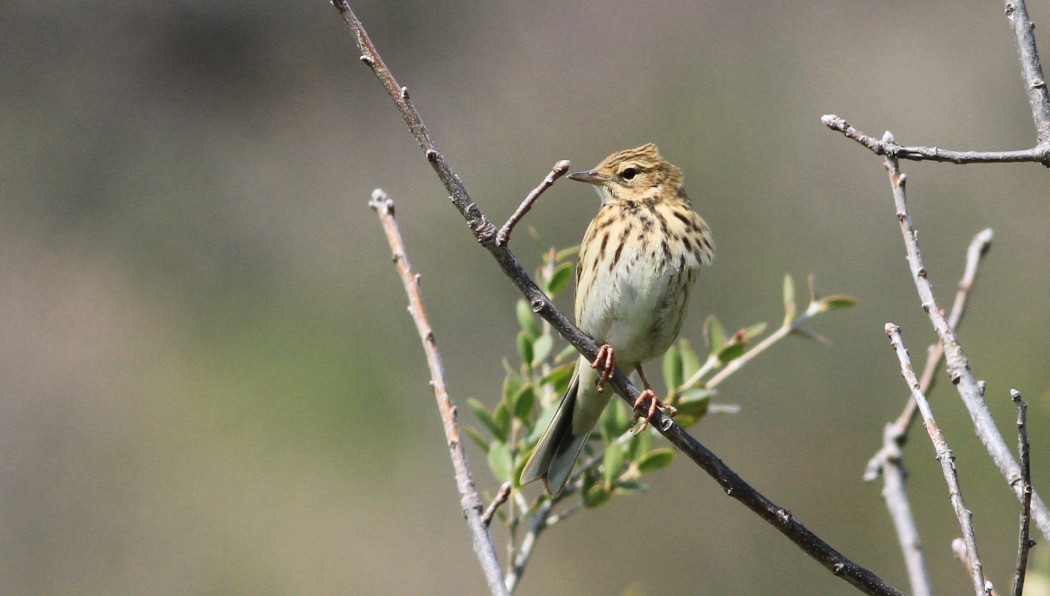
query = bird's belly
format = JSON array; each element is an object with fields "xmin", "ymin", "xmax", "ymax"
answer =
[{"xmin": 577, "ymin": 252, "xmax": 695, "ymax": 365}]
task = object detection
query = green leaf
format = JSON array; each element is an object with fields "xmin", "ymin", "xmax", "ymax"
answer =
[
  {"xmin": 492, "ymin": 401, "xmax": 511, "ymax": 440},
  {"xmin": 487, "ymin": 441, "xmax": 513, "ymax": 482},
  {"xmin": 541, "ymin": 364, "xmax": 575, "ymax": 395},
  {"xmin": 816, "ymin": 295, "xmax": 859, "ymax": 312},
  {"xmin": 715, "ymin": 341, "xmax": 747, "ymax": 365},
  {"xmin": 532, "ymin": 334, "xmax": 553, "ymax": 367},
  {"xmin": 612, "ymin": 480, "xmax": 647, "ymax": 495},
  {"xmin": 502, "ymin": 372, "xmax": 524, "ymax": 402},
  {"xmin": 675, "ymin": 388, "xmax": 712, "ymax": 418},
  {"xmin": 663, "ymin": 344, "xmax": 683, "ymax": 392},
  {"xmin": 516, "ymin": 299, "xmax": 540, "ymax": 339},
  {"xmin": 516, "ymin": 331, "xmax": 534, "ymax": 367},
  {"xmin": 465, "ymin": 426, "xmax": 492, "ymax": 452},
  {"xmin": 625, "ymin": 428, "xmax": 642, "ymax": 461},
  {"xmin": 743, "ymin": 321, "xmax": 768, "ymax": 339},
  {"xmin": 637, "ymin": 448, "xmax": 675, "ymax": 473},
  {"xmin": 546, "ymin": 262, "xmax": 574, "ymax": 298},
  {"xmin": 511, "ymin": 384, "xmax": 536, "ymax": 420},
  {"xmin": 603, "ymin": 442, "xmax": 625, "ymax": 488},
  {"xmin": 583, "ymin": 484, "xmax": 611, "ymax": 508},
  {"xmin": 526, "ymin": 401, "xmax": 559, "ymax": 443},
  {"xmin": 704, "ymin": 314, "xmax": 726, "ymax": 352},
  {"xmin": 679, "ymin": 339, "xmax": 701, "ymax": 380},
  {"xmin": 783, "ymin": 274, "xmax": 797, "ymax": 326},
  {"xmin": 467, "ymin": 398, "xmax": 505, "ymax": 441},
  {"xmin": 600, "ymin": 398, "xmax": 631, "ymax": 441}
]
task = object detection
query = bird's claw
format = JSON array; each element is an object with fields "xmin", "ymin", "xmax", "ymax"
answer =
[
  {"xmin": 631, "ymin": 389, "xmax": 677, "ymax": 433},
  {"xmin": 591, "ymin": 344, "xmax": 615, "ymax": 392}
]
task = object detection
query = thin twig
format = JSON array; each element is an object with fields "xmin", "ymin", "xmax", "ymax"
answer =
[
  {"xmin": 1011, "ymin": 389, "xmax": 1034, "ymax": 596},
  {"xmin": 368, "ymin": 191, "xmax": 509, "ymax": 596},
  {"xmin": 866, "ymin": 228, "xmax": 993, "ymax": 482},
  {"xmin": 877, "ymin": 422, "xmax": 932, "ymax": 596},
  {"xmin": 863, "ymin": 229, "xmax": 992, "ymax": 596},
  {"xmin": 1004, "ymin": 0, "xmax": 1050, "ymax": 146},
  {"xmin": 482, "ymin": 482, "xmax": 513, "ymax": 528},
  {"xmin": 336, "ymin": 4, "xmax": 902, "ymax": 593},
  {"xmin": 821, "ymin": 115, "xmax": 1050, "ymax": 166},
  {"xmin": 505, "ymin": 500, "xmax": 552, "ymax": 593},
  {"xmin": 885, "ymin": 324, "xmax": 990, "ymax": 596},
  {"xmin": 881, "ymin": 136, "xmax": 1050, "ymax": 540},
  {"xmin": 496, "ymin": 160, "xmax": 571, "ymax": 247}
]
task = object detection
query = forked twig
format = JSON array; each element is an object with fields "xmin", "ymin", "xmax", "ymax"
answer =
[
  {"xmin": 821, "ymin": 115, "xmax": 1049, "ymax": 166},
  {"xmin": 881, "ymin": 135, "xmax": 1050, "ymax": 540}
]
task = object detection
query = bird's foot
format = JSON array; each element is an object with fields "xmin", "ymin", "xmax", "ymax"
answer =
[
  {"xmin": 631, "ymin": 389, "xmax": 677, "ymax": 433},
  {"xmin": 590, "ymin": 344, "xmax": 615, "ymax": 392}
]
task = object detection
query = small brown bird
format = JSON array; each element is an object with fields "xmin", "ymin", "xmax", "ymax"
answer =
[{"xmin": 520, "ymin": 143, "xmax": 714, "ymax": 496}]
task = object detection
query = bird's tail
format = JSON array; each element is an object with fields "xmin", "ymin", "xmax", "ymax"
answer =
[{"xmin": 520, "ymin": 363, "xmax": 607, "ymax": 496}]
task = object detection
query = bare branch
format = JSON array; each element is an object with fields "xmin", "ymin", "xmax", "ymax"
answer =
[
  {"xmin": 482, "ymin": 482, "xmax": 513, "ymax": 528},
  {"xmin": 496, "ymin": 160, "xmax": 571, "ymax": 247},
  {"xmin": 368, "ymin": 191, "xmax": 508, "ymax": 596},
  {"xmin": 877, "ymin": 421, "xmax": 932, "ymax": 596},
  {"xmin": 336, "ymin": 3, "xmax": 901, "ymax": 593},
  {"xmin": 1011, "ymin": 389, "xmax": 1034, "ymax": 596},
  {"xmin": 864, "ymin": 229, "xmax": 991, "ymax": 596},
  {"xmin": 1004, "ymin": 0, "xmax": 1050, "ymax": 145},
  {"xmin": 821, "ymin": 115, "xmax": 1050, "ymax": 166},
  {"xmin": 881, "ymin": 137, "xmax": 1050, "ymax": 540},
  {"xmin": 885, "ymin": 324, "xmax": 990, "ymax": 596}
]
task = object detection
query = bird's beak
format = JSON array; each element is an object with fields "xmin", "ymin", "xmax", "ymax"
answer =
[{"xmin": 567, "ymin": 169, "xmax": 604, "ymax": 185}]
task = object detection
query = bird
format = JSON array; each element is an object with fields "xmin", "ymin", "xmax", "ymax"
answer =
[{"xmin": 520, "ymin": 143, "xmax": 714, "ymax": 496}]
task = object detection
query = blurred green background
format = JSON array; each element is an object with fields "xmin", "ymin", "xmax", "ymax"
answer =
[{"xmin": 3, "ymin": 1, "xmax": 1049, "ymax": 594}]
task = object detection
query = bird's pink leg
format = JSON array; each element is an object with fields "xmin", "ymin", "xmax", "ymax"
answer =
[
  {"xmin": 632, "ymin": 365, "xmax": 677, "ymax": 432},
  {"xmin": 591, "ymin": 344, "xmax": 615, "ymax": 392}
]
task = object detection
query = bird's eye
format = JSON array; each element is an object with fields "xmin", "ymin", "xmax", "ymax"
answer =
[{"xmin": 620, "ymin": 167, "xmax": 637, "ymax": 180}]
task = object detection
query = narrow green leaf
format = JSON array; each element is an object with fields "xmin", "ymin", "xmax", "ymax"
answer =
[
  {"xmin": 467, "ymin": 398, "xmax": 505, "ymax": 441},
  {"xmin": 704, "ymin": 314, "xmax": 726, "ymax": 352},
  {"xmin": 599, "ymin": 398, "xmax": 631, "ymax": 441},
  {"xmin": 783, "ymin": 274, "xmax": 797, "ymax": 325},
  {"xmin": 531, "ymin": 334, "xmax": 553, "ymax": 366},
  {"xmin": 613, "ymin": 480, "xmax": 647, "ymax": 495},
  {"xmin": 638, "ymin": 448, "xmax": 675, "ymax": 473},
  {"xmin": 818, "ymin": 295, "xmax": 859, "ymax": 311},
  {"xmin": 487, "ymin": 441, "xmax": 513, "ymax": 482},
  {"xmin": 541, "ymin": 364, "xmax": 575, "ymax": 394},
  {"xmin": 583, "ymin": 484, "xmax": 611, "ymax": 508},
  {"xmin": 512, "ymin": 384, "xmax": 536, "ymax": 420},
  {"xmin": 603, "ymin": 442, "xmax": 625, "ymax": 488},
  {"xmin": 663, "ymin": 344, "xmax": 683, "ymax": 392},
  {"xmin": 743, "ymin": 321, "xmax": 768, "ymax": 339},
  {"xmin": 526, "ymin": 401, "xmax": 559, "ymax": 443},
  {"xmin": 502, "ymin": 372, "xmax": 524, "ymax": 402},
  {"xmin": 516, "ymin": 331, "xmax": 533, "ymax": 367},
  {"xmin": 546, "ymin": 262, "xmax": 575, "ymax": 298},
  {"xmin": 675, "ymin": 388, "xmax": 712, "ymax": 418},
  {"xmin": 465, "ymin": 426, "xmax": 492, "ymax": 452},
  {"xmin": 716, "ymin": 341, "xmax": 747, "ymax": 365},
  {"xmin": 678, "ymin": 339, "xmax": 701, "ymax": 380},
  {"xmin": 492, "ymin": 401, "xmax": 511, "ymax": 440},
  {"xmin": 516, "ymin": 299, "xmax": 541, "ymax": 339}
]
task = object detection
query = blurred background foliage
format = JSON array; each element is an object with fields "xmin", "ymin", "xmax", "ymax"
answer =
[{"xmin": 2, "ymin": 1, "xmax": 1049, "ymax": 594}]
